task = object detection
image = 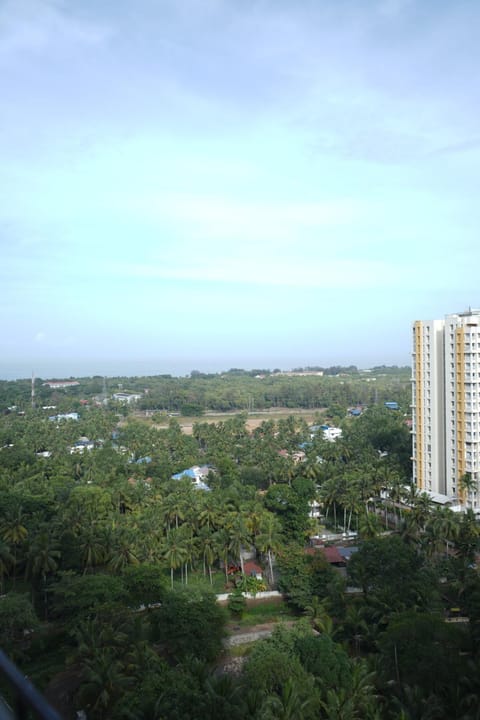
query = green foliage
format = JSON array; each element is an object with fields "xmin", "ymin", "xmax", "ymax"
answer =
[
  {"xmin": 52, "ymin": 572, "xmax": 128, "ymax": 623},
  {"xmin": 265, "ymin": 483, "xmax": 310, "ymax": 541},
  {"xmin": 377, "ymin": 611, "xmax": 469, "ymax": 697},
  {"xmin": 121, "ymin": 563, "xmax": 167, "ymax": 607},
  {"xmin": 228, "ymin": 589, "xmax": 247, "ymax": 618},
  {"xmin": 0, "ymin": 593, "xmax": 39, "ymax": 652},
  {"xmin": 150, "ymin": 586, "xmax": 227, "ymax": 663},
  {"xmin": 343, "ymin": 405, "xmax": 411, "ymax": 474},
  {"xmin": 277, "ymin": 542, "xmax": 345, "ymax": 612},
  {"xmin": 0, "ymin": 367, "xmax": 411, "ymax": 416},
  {"xmin": 243, "ymin": 637, "xmax": 311, "ymax": 695},
  {"xmin": 295, "ymin": 634, "xmax": 355, "ymax": 701},
  {"xmin": 347, "ymin": 535, "xmax": 438, "ymax": 612},
  {"xmin": 3, "ymin": 370, "xmax": 477, "ymax": 719}
]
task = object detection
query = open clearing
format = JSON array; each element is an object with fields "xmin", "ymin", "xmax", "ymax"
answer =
[{"xmin": 144, "ymin": 407, "xmax": 324, "ymax": 435}]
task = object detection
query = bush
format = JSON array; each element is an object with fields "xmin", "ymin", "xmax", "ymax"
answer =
[{"xmin": 228, "ymin": 590, "xmax": 247, "ymax": 618}]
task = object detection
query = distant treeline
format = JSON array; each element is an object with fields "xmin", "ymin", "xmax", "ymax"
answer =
[{"xmin": 0, "ymin": 366, "xmax": 411, "ymax": 416}]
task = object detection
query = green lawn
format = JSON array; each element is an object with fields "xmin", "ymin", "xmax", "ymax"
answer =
[
  {"xmin": 171, "ymin": 568, "xmax": 229, "ymax": 594},
  {"xmin": 229, "ymin": 599, "xmax": 297, "ymax": 627}
]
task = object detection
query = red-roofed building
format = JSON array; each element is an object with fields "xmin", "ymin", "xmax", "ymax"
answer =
[
  {"xmin": 243, "ymin": 561, "xmax": 263, "ymax": 579},
  {"xmin": 305, "ymin": 545, "xmax": 345, "ymax": 566}
]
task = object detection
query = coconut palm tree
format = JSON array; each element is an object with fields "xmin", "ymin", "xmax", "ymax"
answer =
[
  {"xmin": 76, "ymin": 647, "xmax": 132, "ymax": 720},
  {"xmin": 425, "ymin": 507, "xmax": 459, "ymax": 558},
  {"xmin": 0, "ymin": 541, "xmax": 14, "ymax": 593},
  {"xmin": 225, "ymin": 513, "xmax": 251, "ymax": 575},
  {"xmin": 411, "ymin": 492, "xmax": 434, "ymax": 534},
  {"xmin": 358, "ymin": 511, "xmax": 381, "ymax": 540},
  {"xmin": 0, "ymin": 505, "xmax": 28, "ymax": 588},
  {"xmin": 212, "ymin": 527, "xmax": 231, "ymax": 583},
  {"xmin": 459, "ymin": 472, "xmax": 477, "ymax": 507},
  {"xmin": 162, "ymin": 491, "xmax": 186, "ymax": 531},
  {"xmin": 108, "ymin": 530, "xmax": 139, "ymax": 573},
  {"xmin": 260, "ymin": 677, "xmax": 315, "ymax": 720},
  {"xmin": 198, "ymin": 527, "xmax": 217, "ymax": 584},
  {"xmin": 256, "ymin": 513, "xmax": 283, "ymax": 586},
  {"xmin": 25, "ymin": 530, "xmax": 61, "ymax": 618},
  {"xmin": 304, "ymin": 596, "xmax": 334, "ymax": 635},
  {"xmin": 162, "ymin": 528, "xmax": 189, "ymax": 588},
  {"xmin": 78, "ymin": 527, "xmax": 107, "ymax": 575}
]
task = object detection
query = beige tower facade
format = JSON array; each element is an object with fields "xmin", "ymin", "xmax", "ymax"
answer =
[{"xmin": 412, "ymin": 310, "xmax": 480, "ymax": 510}]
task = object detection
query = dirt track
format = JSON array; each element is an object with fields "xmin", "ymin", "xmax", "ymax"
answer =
[{"xmin": 225, "ymin": 620, "xmax": 297, "ymax": 646}]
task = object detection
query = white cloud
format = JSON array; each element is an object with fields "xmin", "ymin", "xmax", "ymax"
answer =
[{"xmin": 122, "ymin": 193, "xmax": 368, "ymax": 245}]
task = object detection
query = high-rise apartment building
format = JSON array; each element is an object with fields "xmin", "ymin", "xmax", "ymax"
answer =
[{"xmin": 412, "ymin": 309, "xmax": 480, "ymax": 510}]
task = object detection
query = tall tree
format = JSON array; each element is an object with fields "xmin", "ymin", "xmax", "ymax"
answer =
[
  {"xmin": 162, "ymin": 528, "xmax": 189, "ymax": 588},
  {"xmin": 256, "ymin": 513, "xmax": 283, "ymax": 586}
]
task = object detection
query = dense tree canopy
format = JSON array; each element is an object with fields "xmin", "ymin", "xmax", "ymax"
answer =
[{"xmin": 2, "ymin": 368, "xmax": 480, "ymax": 719}]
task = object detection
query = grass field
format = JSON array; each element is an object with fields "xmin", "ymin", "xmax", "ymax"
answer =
[
  {"xmin": 136, "ymin": 407, "xmax": 324, "ymax": 434},
  {"xmin": 227, "ymin": 597, "xmax": 296, "ymax": 627}
]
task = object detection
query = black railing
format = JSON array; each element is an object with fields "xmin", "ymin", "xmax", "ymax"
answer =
[{"xmin": 0, "ymin": 649, "xmax": 61, "ymax": 720}]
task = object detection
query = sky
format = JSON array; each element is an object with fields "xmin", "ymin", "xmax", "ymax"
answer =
[{"xmin": 1, "ymin": 0, "xmax": 480, "ymax": 380}]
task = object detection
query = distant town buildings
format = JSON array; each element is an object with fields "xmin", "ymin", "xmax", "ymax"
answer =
[
  {"xmin": 43, "ymin": 380, "xmax": 79, "ymax": 389},
  {"xmin": 412, "ymin": 309, "xmax": 480, "ymax": 510},
  {"xmin": 112, "ymin": 392, "xmax": 143, "ymax": 404},
  {"xmin": 48, "ymin": 412, "xmax": 79, "ymax": 422}
]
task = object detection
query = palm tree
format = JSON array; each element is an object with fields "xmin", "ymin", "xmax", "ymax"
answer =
[
  {"xmin": 108, "ymin": 531, "xmax": 139, "ymax": 573},
  {"xmin": 320, "ymin": 659, "xmax": 377, "ymax": 720},
  {"xmin": 340, "ymin": 603, "xmax": 370, "ymax": 656},
  {"xmin": 342, "ymin": 480, "xmax": 361, "ymax": 533},
  {"xmin": 0, "ymin": 541, "xmax": 14, "ymax": 593},
  {"xmin": 225, "ymin": 513, "xmax": 251, "ymax": 575},
  {"xmin": 388, "ymin": 474, "xmax": 407, "ymax": 527},
  {"xmin": 245, "ymin": 502, "xmax": 265, "ymax": 543},
  {"xmin": 162, "ymin": 491, "xmax": 186, "ymax": 530},
  {"xmin": 261, "ymin": 677, "xmax": 315, "ymax": 720},
  {"xmin": 25, "ymin": 530, "xmax": 61, "ymax": 618},
  {"xmin": 411, "ymin": 492, "xmax": 434, "ymax": 534},
  {"xmin": 213, "ymin": 527, "xmax": 231, "ymax": 583},
  {"xmin": 425, "ymin": 507, "xmax": 459, "ymax": 558},
  {"xmin": 456, "ymin": 508, "xmax": 480, "ymax": 565},
  {"xmin": 304, "ymin": 596, "xmax": 334, "ymax": 635},
  {"xmin": 198, "ymin": 527, "xmax": 217, "ymax": 584},
  {"xmin": 76, "ymin": 647, "xmax": 132, "ymax": 720},
  {"xmin": 198, "ymin": 498, "xmax": 221, "ymax": 532},
  {"xmin": 0, "ymin": 505, "xmax": 28, "ymax": 588},
  {"xmin": 256, "ymin": 513, "xmax": 283, "ymax": 586},
  {"xmin": 162, "ymin": 528, "xmax": 189, "ymax": 588},
  {"xmin": 320, "ymin": 475, "xmax": 341, "ymax": 531},
  {"xmin": 459, "ymin": 472, "xmax": 476, "ymax": 507},
  {"xmin": 78, "ymin": 527, "xmax": 106, "ymax": 574},
  {"xmin": 358, "ymin": 510, "xmax": 381, "ymax": 540}
]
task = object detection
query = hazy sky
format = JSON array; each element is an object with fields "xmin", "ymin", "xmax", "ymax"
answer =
[{"xmin": 2, "ymin": 0, "xmax": 480, "ymax": 379}]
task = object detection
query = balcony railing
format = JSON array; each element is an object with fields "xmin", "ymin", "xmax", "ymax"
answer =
[{"xmin": 0, "ymin": 649, "xmax": 61, "ymax": 720}]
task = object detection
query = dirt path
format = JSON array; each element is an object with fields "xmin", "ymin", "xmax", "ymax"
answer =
[{"xmin": 225, "ymin": 620, "xmax": 296, "ymax": 646}]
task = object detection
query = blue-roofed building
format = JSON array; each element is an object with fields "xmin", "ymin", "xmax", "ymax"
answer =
[
  {"xmin": 384, "ymin": 401, "xmax": 399, "ymax": 410},
  {"xmin": 309, "ymin": 424, "xmax": 342, "ymax": 441},
  {"xmin": 172, "ymin": 465, "xmax": 211, "ymax": 490}
]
